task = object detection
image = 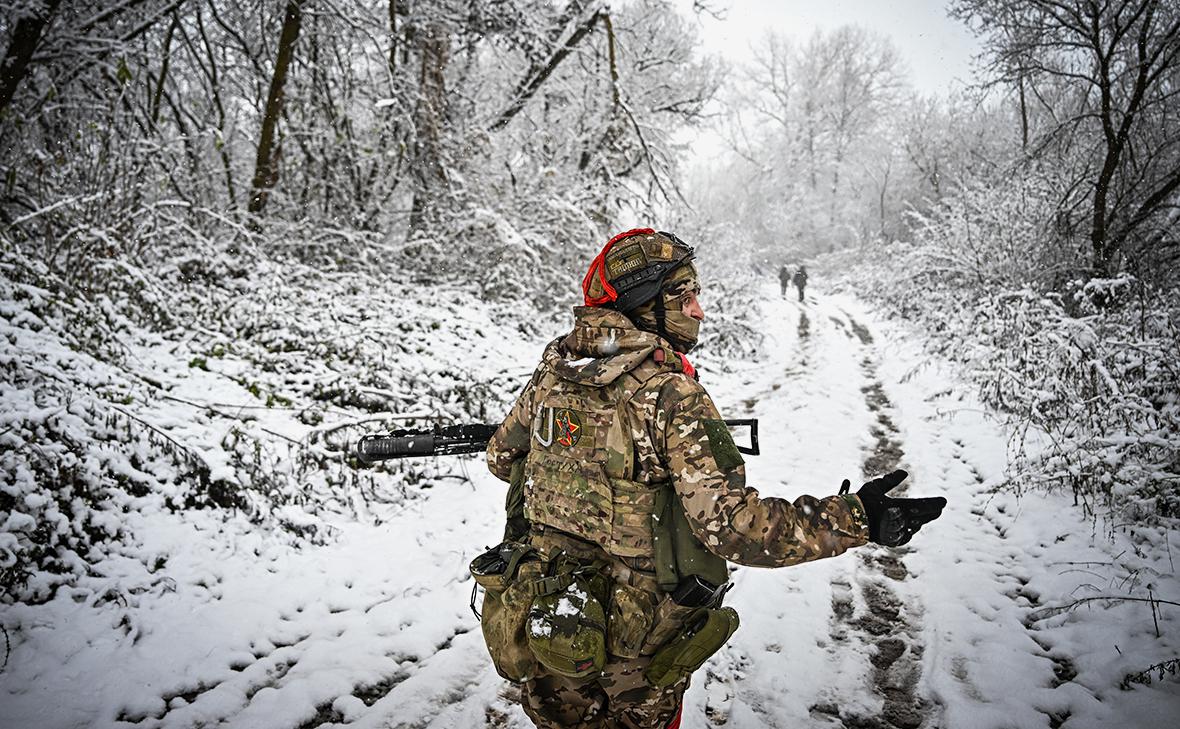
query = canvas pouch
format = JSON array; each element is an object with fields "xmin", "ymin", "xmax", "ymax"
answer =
[
  {"xmin": 643, "ymin": 606, "xmax": 740, "ymax": 689},
  {"xmin": 470, "ymin": 542, "xmax": 541, "ymax": 682},
  {"xmin": 526, "ymin": 564, "xmax": 609, "ymax": 679}
]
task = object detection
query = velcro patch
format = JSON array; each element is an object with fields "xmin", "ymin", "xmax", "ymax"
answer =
[
  {"xmin": 534, "ymin": 406, "xmax": 594, "ymax": 450},
  {"xmin": 606, "ymin": 243, "xmax": 648, "ymax": 279},
  {"xmin": 703, "ymin": 419, "xmax": 744, "ymax": 473}
]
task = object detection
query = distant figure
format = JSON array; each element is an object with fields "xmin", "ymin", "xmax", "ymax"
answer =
[
  {"xmin": 793, "ymin": 265, "xmax": 808, "ymax": 302},
  {"xmin": 778, "ymin": 264, "xmax": 792, "ymax": 298}
]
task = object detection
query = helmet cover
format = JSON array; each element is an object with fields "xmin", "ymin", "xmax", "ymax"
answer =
[{"xmin": 583, "ymin": 229, "xmax": 695, "ymax": 312}]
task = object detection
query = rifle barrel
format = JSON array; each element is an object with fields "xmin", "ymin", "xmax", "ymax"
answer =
[{"xmin": 354, "ymin": 420, "xmax": 757, "ymax": 462}]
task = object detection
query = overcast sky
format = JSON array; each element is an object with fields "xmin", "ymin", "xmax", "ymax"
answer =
[{"xmin": 673, "ymin": 0, "xmax": 982, "ymax": 95}]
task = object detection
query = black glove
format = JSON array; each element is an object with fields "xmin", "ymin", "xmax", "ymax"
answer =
[{"xmin": 841, "ymin": 469, "xmax": 947, "ymax": 547}]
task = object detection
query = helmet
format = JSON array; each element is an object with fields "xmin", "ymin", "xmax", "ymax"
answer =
[
  {"xmin": 582, "ymin": 228, "xmax": 702, "ymax": 352},
  {"xmin": 582, "ymin": 228, "xmax": 694, "ymax": 312}
]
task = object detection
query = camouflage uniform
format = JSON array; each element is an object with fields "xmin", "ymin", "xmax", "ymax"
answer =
[{"xmin": 486, "ymin": 306, "xmax": 868, "ymax": 728}]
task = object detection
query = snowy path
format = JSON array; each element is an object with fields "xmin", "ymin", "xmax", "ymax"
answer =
[
  {"xmin": 690, "ymin": 289, "xmax": 945, "ymax": 729},
  {"xmin": 2, "ymin": 286, "xmax": 1176, "ymax": 729}
]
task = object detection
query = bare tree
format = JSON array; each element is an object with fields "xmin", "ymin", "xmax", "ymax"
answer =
[
  {"xmin": 0, "ymin": 0, "xmax": 63, "ymax": 115},
  {"xmin": 248, "ymin": 0, "xmax": 304, "ymax": 216},
  {"xmin": 406, "ymin": 10, "xmax": 452, "ymax": 235},
  {"xmin": 953, "ymin": 0, "xmax": 1180, "ymax": 281},
  {"xmin": 718, "ymin": 26, "xmax": 905, "ymax": 255}
]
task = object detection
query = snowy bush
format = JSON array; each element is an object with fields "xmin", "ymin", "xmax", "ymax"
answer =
[
  {"xmin": 0, "ymin": 220, "xmax": 540, "ymax": 604},
  {"xmin": 976, "ymin": 286, "xmax": 1180, "ymax": 520},
  {"xmin": 820, "ymin": 168, "xmax": 1180, "ymax": 525},
  {"xmin": 0, "ymin": 247, "xmax": 236, "ymax": 603}
]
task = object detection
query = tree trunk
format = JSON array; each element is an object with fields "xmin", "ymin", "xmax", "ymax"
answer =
[
  {"xmin": 408, "ymin": 19, "xmax": 451, "ymax": 235},
  {"xmin": 1017, "ymin": 74, "xmax": 1028, "ymax": 151},
  {"xmin": 0, "ymin": 0, "xmax": 62, "ymax": 116},
  {"xmin": 249, "ymin": 0, "xmax": 304, "ymax": 216},
  {"xmin": 489, "ymin": 7, "xmax": 602, "ymax": 131}
]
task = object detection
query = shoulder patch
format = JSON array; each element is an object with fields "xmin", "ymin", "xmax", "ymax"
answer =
[{"xmin": 703, "ymin": 419, "xmax": 744, "ymax": 472}]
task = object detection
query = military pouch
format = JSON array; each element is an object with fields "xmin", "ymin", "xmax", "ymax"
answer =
[
  {"xmin": 640, "ymin": 594, "xmax": 700, "ymax": 655},
  {"xmin": 470, "ymin": 541, "xmax": 537, "ymax": 595},
  {"xmin": 526, "ymin": 564, "xmax": 609, "ymax": 679},
  {"xmin": 606, "ymin": 580, "xmax": 656, "ymax": 660},
  {"xmin": 643, "ymin": 606, "xmax": 740, "ymax": 689},
  {"xmin": 470, "ymin": 542, "xmax": 541, "ymax": 683}
]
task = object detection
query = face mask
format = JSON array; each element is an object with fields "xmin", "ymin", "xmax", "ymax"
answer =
[
  {"xmin": 632, "ymin": 264, "xmax": 702, "ymax": 352},
  {"xmin": 661, "ymin": 308, "xmax": 700, "ymax": 353}
]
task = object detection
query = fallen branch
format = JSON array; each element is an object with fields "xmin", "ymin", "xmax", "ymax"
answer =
[{"xmin": 1027, "ymin": 595, "xmax": 1180, "ymax": 623}]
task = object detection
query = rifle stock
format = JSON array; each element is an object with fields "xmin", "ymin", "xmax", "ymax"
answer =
[{"xmin": 354, "ymin": 419, "xmax": 759, "ymax": 463}]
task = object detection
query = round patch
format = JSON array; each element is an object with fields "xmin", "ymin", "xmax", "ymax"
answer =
[{"xmin": 554, "ymin": 409, "xmax": 583, "ymax": 448}]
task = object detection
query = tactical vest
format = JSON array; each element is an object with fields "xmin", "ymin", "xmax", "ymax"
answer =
[{"xmin": 523, "ymin": 356, "xmax": 727, "ymax": 590}]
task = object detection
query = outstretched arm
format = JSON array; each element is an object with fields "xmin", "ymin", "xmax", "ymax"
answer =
[{"xmin": 661, "ymin": 379, "xmax": 869, "ymax": 568}]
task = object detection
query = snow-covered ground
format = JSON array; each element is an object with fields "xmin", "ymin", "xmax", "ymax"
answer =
[{"xmin": 1, "ymin": 283, "xmax": 1176, "ymax": 729}]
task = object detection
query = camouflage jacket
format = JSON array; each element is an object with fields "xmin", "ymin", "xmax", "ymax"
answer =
[{"xmin": 487, "ymin": 306, "xmax": 868, "ymax": 569}]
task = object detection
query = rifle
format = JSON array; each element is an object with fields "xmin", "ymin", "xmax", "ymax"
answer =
[{"xmin": 354, "ymin": 419, "xmax": 760, "ymax": 463}]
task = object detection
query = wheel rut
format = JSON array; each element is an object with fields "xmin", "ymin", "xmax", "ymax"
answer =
[{"xmin": 812, "ymin": 313, "xmax": 940, "ymax": 729}]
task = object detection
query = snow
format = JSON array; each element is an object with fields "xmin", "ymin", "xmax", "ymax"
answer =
[{"xmin": 0, "ymin": 281, "xmax": 1176, "ymax": 728}]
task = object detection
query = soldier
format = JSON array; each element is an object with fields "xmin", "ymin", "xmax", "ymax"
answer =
[
  {"xmin": 484, "ymin": 228, "xmax": 946, "ymax": 729},
  {"xmin": 793, "ymin": 264, "xmax": 808, "ymax": 302}
]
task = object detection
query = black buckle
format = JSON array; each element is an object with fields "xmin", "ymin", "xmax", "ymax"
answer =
[{"xmin": 671, "ymin": 575, "xmax": 730, "ymax": 608}]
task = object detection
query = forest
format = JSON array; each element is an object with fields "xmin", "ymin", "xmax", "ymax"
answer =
[{"xmin": 1, "ymin": 1, "xmax": 1178, "ymax": 727}]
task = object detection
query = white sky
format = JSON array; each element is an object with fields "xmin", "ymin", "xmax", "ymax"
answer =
[{"xmin": 673, "ymin": 0, "xmax": 982, "ymax": 94}]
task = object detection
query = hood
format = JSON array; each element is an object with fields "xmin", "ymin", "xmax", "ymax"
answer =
[{"xmin": 543, "ymin": 306, "xmax": 675, "ymax": 387}]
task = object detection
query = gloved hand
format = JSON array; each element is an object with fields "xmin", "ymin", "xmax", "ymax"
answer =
[{"xmin": 840, "ymin": 469, "xmax": 947, "ymax": 547}]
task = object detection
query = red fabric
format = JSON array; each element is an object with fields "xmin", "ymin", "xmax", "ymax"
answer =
[
  {"xmin": 676, "ymin": 352, "xmax": 695, "ymax": 379},
  {"xmin": 665, "ymin": 705, "xmax": 683, "ymax": 729},
  {"xmin": 582, "ymin": 227, "xmax": 657, "ymax": 306}
]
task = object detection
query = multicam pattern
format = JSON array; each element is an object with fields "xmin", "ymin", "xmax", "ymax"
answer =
[
  {"xmin": 629, "ymin": 262, "xmax": 702, "ymax": 353},
  {"xmin": 522, "ymin": 651, "xmax": 685, "ymax": 729},
  {"xmin": 487, "ymin": 306, "xmax": 869, "ymax": 569},
  {"xmin": 485, "ymin": 305, "xmax": 870, "ymax": 725}
]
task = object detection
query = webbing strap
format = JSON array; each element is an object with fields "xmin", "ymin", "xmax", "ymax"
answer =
[
  {"xmin": 529, "ymin": 571, "xmax": 576, "ymax": 597},
  {"xmin": 503, "ymin": 544, "xmax": 537, "ymax": 580}
]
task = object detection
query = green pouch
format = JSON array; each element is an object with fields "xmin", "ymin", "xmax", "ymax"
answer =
[
  {"xmin": 470, "ymin": 543, "xmax": 541, "ymax": 682},
  {"xmin": 527, "ymin": 570, "xmax": 608, "ymax": 679},
  {"xmin": 643, "ymin": 606, "xmax": 740, "ymax": 689}
]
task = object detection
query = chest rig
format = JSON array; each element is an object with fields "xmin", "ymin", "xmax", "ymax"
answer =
[{"xmin": 523, "ymin": 355, "xmax": 727, "ymax": 590}]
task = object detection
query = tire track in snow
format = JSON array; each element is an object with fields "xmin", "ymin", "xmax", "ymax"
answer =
[{"xmin": 812, "ymin": 313, "xmax": 940, "ymax": 729}]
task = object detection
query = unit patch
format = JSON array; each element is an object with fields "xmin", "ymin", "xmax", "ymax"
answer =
[
  {"xmin": 534, "ymin": 407, "xmax": 587, "ymax": 449},
  {"xmin": 703, "ymin": 419, "xmax": 744, "ymax": 473},
  {"xmin": 554, "ymin": 409, "xmax": 582, "ymax": 447}
]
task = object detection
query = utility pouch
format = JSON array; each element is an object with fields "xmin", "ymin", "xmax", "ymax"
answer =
[
  {"xmin": 470, "ymin": 542, "xmax": 541, "ymax": 682},
  {"xmin": 503, "ymin": 459, "xmax": 530, "ymax": 542},
  {"xmin": 526, "ymin": 561, "xmax": 609, "ymax": 679},
  {"xmin": 643, "ymin": 606, "xmax": 740, "ymax": 689},
  {"xmin": 652, "ymin": 486, "xmax": 729, "ymax": 592},
  {"xmin": 470, "ymin": 541, "xmax": 537, "ymax": 594},
  {"xmin": 640, "ymin": 593, "xmax": 700, "ymax": 655},
  {"xmin": 606, "ymin": 581, "xmax": 656, "ymax": 660}
]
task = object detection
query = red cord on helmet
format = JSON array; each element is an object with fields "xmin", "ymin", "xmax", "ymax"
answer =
[{"xmin": 582, "ymin": 227, "xmax": 656, "ymax": 306}]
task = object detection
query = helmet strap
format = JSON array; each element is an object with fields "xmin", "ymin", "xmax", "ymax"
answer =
[{"xmin": 653, "ymin": 292, "xmax": 671, "ymax": 346}]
